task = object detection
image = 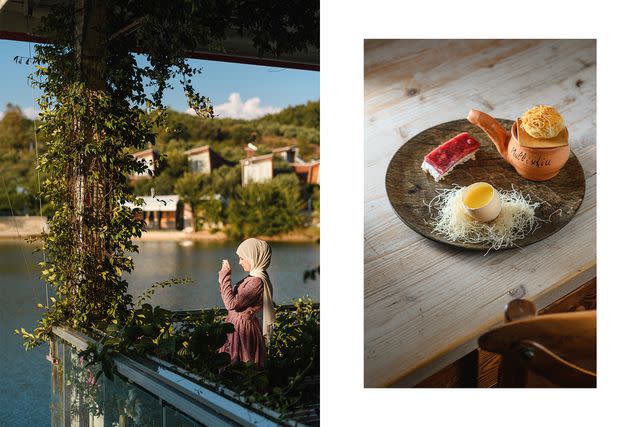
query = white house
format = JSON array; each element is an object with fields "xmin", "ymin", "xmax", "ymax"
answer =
[
  {"xmin": 240, "ymin": 154, "xmax": 273, "ymax": 186},
  {"xmin": 130, "ymin": 148, "xmax": 159, "ymax": 179},
  {"xmin": 124, "ymin": 195, "xmax": 183, "ymax": 230},
  {"xmin": 272, "ymin": 145, "xmax": 298, "ymax": 163}
]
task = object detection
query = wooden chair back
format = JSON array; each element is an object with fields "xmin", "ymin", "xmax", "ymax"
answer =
[{"xmin": 478, "ymin": 299, "xmax": 596, "ymax": 387}]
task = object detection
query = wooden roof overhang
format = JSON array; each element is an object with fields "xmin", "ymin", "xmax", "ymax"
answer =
[{"xmin": 0, "ymin": 0, "xmax": 319, "ymax": 71}]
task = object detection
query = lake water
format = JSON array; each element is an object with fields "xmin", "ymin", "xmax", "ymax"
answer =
[{"xmin": 0, "ymin": 240, "xmax": 319, "ymax": 426}]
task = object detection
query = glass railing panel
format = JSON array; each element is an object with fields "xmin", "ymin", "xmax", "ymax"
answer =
[
  {"xmin": 50, "ymin": 337, "xmax": 204, "ymax": 427},
  {"xmin": 163, "ymin": 405, "xmax": 203, "ymax": 427}
]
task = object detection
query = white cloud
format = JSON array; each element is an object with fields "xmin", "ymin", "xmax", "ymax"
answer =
[
  {"xmin": 0, "ymin": 111, "xmax": 4, "ymax": 120},
  {"xmin": 22, "ymin": 107, "xmax": 40, "ymax": 120},
  {"xmin": 186, "ymin": 92, "xmax": 281, "ymax": 120}
]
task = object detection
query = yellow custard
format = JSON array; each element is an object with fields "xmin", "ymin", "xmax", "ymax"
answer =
[{"xmin": 463, "ymin": 183, "xmax": 494, "ymax": 209}]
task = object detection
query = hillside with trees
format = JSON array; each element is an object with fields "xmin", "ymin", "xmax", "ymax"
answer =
[
  {"xmin": 0, "ymin": 100, "xmax": 320, "ymax": 238},
  {"xmin": 154, "ymin": 100, "xmax": 319, "ymax": 161}
]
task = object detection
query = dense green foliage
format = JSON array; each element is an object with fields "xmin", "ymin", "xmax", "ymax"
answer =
[
  {"xmin": 76, "ymin": 297, "xmax": 319, "ymax": 418},
  {"xmin": 173, "ymin": 298, "xmax": 319, "ymax": 412},
  {"xmin": 227, "ymin": 174, "xmax": 305, "ymax": 239},
  {"xmin": 0, "ymin": 104, "xmax": 33, "ymax": 151},
  {"xmin": 155, "ymin": 102, "xmax": 320, "ymax": 162},
  {"xmin": 0, "ymin": 105, "xmax": 43, "ymax": 215},
  {"xmin": 259, "ymin": 100, "xmax": 320, "ymax": 129},
  {"xmin": 267, "ymin": 298, "xmax": 320, "ymax": 405},
  {"xmin": 208, "ymin": 164, "xmax": 242, "ymax": 199},
  {"xmin": 174, "ymin": 173, "xmax": 209, "ymax": 231},
  {"xmin": 34, "ymin": 82, "xmax": 153, "ymax": 331}
]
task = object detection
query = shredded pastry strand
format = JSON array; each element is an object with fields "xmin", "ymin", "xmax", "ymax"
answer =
[
  {"xmin": 424, "ymin": 186, "xmax": 543, "ymax": 253},
  {"xmin": 520, "ymin": 105, "xmax": 564, "ymax": 139}
]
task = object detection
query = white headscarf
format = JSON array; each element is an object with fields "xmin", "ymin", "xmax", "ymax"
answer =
[{"xmin": 236, "ymin": 238, "xmax": 275, "ymax": 344}]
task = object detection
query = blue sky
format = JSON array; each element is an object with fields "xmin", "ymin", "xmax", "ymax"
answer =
[{"xmin": 0, "ymin": 39, "xmax": 319, "ymax": 120}]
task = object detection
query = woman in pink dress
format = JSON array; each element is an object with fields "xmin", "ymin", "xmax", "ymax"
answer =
[{"xmin": 218, "ymin": 238, "xmax": 275, "ymax": 368}]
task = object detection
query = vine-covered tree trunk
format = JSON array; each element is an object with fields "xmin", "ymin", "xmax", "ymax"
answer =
[{"xmin": 72, "ymin": 0, "xmax": 109, "ymax": 319}]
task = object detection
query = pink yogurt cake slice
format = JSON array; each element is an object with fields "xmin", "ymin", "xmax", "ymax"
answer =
[{"xmin": 421, "ymin": 132, "xmax": 480, "ymax": 181}]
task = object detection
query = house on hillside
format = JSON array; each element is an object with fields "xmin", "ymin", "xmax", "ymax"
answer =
[
  {"xmin": 130, "ymin": 148, "xmax": 159, "ymax": 179},
  {"xmin": 292, "ymin": 160, "xmax": 320, "ymax": 185},
  {"xmin": 272, "ymin": 145, "xmax": 298, "ymax": 163},
  {"xmin": 184, "ymin": 145, "xmax": 232, "ymax": 174},
  {"xmin": 125, "ymin": 195, "xmax": 183, "ymax": 230},
  {"xmin": 241, "ymin": 154, "xmax": 273, "ymax": 186}
]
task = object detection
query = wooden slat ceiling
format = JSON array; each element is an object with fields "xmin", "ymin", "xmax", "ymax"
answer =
[{"xmin": 0, "ymin": 0, "xmax": 319, "ymax": 71}]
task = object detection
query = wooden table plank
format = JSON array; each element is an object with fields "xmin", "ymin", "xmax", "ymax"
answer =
[{"xmin": 364, "ymin": 39, "xmax": 596, "ymax": 387}]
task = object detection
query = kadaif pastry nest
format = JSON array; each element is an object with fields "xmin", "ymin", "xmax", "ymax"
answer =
[{"xmin": 520, "ymin": 105, "xmax": 565, "ymax": 139}]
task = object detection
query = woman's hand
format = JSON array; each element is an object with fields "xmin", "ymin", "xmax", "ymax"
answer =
[{"xmin": 221, "ymin": 259, "xmax": 231, "ymax": 273}]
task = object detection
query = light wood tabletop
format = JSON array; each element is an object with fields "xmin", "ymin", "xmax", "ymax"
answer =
[{"xmin": 363, "ymin": 39, "xmax": 596, "ymax": 388}]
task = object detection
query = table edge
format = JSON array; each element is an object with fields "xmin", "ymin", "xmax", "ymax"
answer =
[{"xmin": 374, "ymin": 259, "xmax": 596, "ymax": 388}]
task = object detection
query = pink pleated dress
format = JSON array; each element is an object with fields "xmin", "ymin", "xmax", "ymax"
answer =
[{"xmin": 218, "ymin": 268, "xmax": 266, "ymax": 368}]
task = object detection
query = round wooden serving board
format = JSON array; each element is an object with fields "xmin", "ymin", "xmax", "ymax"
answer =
[{"xmin": 385, "ymin": 119, "xmax": 586, "ymax": 251}]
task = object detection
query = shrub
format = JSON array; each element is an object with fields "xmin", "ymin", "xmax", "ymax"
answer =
[{"xmin": 226, "ymin": 174, "xmax": 304, "ymax": 239}]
